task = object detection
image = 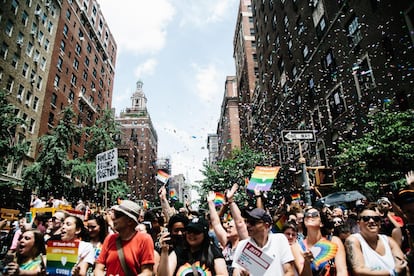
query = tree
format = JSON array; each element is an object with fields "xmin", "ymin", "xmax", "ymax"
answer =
[
  {"xmin": 22, "ymin": 107, "xmax": 80, "ymax": 195},
  {"xmin": 200, "ymin": 147, "xmax": 294, "ymax": 209},
  {"xmin": 70, "ymin": 109, "xmax": 130, "ymax": 205},
  {"xmin": 0, "ymin": 89, "xmax": 29, "ymax": 175},
  {"xmin": 334, "ymin": 110, "xmax": 414, "ymax": 196}
]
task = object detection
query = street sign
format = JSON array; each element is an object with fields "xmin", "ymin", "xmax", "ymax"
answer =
[
  {"xmin": 281, "ymin": 130, "xmax": 316, "ymax": 143},
  {"xmin": 96, "ymin": 148, "xmax": 118, "ymax": 183}
]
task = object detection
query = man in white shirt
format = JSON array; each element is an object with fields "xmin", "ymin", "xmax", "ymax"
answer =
[
  {"xmin": 232, "ymin": 208, "xmax": 295, "ymax": 276},
  {"xmin": 30, "ymin": 194, "xmax": 43, "ymax": 208}
]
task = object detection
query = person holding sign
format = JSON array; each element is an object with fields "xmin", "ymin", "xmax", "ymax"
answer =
[
  {"xmin": 3, "ymin": 229, "xmax": 46, "ymax": 276},
  {"xmin": 47, "ymin": 216, "xmax": 94, "ymax": 276},
  {"xmin": 231, "ymin": 208, "xmax": 295, "ymax": 276}
]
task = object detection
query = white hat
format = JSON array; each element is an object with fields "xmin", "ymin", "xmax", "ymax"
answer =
[{"xmin": 112, "ymin": 200, "xmax": 141, "ymax": 224}]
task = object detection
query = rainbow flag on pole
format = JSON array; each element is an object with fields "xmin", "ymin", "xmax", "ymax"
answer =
[
  {"xmin": 291, "ymin": 193, "xmax": 301, "ymax": 201},
  {"xmin": 247, "ymin": 166, "xmax": 280, "ymax": 191},
  {"xmin": 157, "ymin": 170, "xmax": 170, "ymax": 184}
]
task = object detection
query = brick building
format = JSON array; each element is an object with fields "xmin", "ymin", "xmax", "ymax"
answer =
[
  {"xmin": 0, "ymin": 0, "xmax": 116, "ymax": 182},
  {"xmin": 116, "ymin": 81, "xmax": 158, "ymax": 202}
]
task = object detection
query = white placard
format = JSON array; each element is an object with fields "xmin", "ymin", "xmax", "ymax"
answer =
[
  {"xmin": 236, "ymin": 241, "xmax": 274, "ymax": 275},
  {"xmin": 96, "ymin": 148, "xmax": 118, "ymax": 183}
]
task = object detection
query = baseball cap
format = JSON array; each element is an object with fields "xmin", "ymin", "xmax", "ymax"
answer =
[
  {"xmin": 111, "ymin": 200, "xmax": 141, "ymax": 224},
  {"xmin": 186, "ymin": 217, "xmax": 208, "ymax": 234},
  {"xmin": 245, "ymin": 208, "xmax": 272, "ymax": 224}
]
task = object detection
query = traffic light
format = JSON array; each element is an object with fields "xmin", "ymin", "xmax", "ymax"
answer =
[{"xmin": 315, "ymin": 168, "xmax": 335, "ymax": 186}]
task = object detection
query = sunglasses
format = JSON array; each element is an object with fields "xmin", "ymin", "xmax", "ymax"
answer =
[
  {"xmin": 360, "ymin": 216, "xmax": 381, "ymax": 222},
  {"xmin": 186, "ymin": 229, "xmax": 203, "ymax": 235},
  {"xmin": 304, "ymin": 211, "xmax": 320, "ymax": 218},
  {"xmin": 52, "ymin": 217, "xmax": 63, "ymax": 222},
  {"xmin": 114, "ymin": 211, "xmax": 126, "ymax": 219}
]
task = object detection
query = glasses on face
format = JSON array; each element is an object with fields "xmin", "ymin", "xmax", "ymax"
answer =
[
  {"xmin": 304, "ymin": 211, "xmax": 320, "ymax": 218},
  {"xmin": 52, "ymin": 217, "xmax": 63, "ymax": 222},
  {"xmin": 186, "ymin": 229, "xmax": 203, "ymax": 235},
  {"xmin": 87, "ymin": 225, "xmax": 97, "ymax": 229},
  {"xmin": 360, "ymin": 216, "xmax": 381, "ymax": 222},
  {"xmin": 114, "ymin": 211, "xmax": 126, "ymax": 219}
]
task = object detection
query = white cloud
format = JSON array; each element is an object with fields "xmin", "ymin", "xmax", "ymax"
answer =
[
  {"xmin": 192, "ymin": 63, "xmax": 222, "ymax": 102},
  {"xmin": 175, "ymin": 1, "xmax": 237, "ymax": 27},
  {"xmin": 134, "ymin": 59, "xmax": 158, "ymax": 79},
  {"xmin": 97, "ymin": 0, "xmax": 175, "ymax": 54}
]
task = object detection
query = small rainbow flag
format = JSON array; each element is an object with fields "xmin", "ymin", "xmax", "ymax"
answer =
[
  {"xmin": 169, "ymin": 189, "xmax": 178, "ymax": 200},
  {"xmin": 157, "ymin": 170, "xmax": 170, "ymax": 184},
  {"xmin": 223, "ymin": 213, "xmax": 232, "ymax": 222},
  {"xmin": 275, "ymin": 214, "xmax": 286, "ymax": 231},
  {"xmin": 291, "ymin": 193, "xmax": 301, "ymax": 201},
  {"xmin": 214, "ymin": 192, "xmax": 225, "ymax": 207},
  {"xmin": 247, "ymin": 166, "xmax": 280, "ymax": 191}
]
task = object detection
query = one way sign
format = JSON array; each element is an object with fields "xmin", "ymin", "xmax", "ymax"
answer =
[{"xmin": 282, "ymin": 130, "xmax": 316, "ymax": 143}]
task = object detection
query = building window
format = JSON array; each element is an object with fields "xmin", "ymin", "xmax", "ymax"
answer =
[
  {"xmin": 26, "ymin": 41, "xmax": 33, "ymax": 57},
  {"xmin": 75, "ymin": 43, "xmax": 81, "ymax": 55},
  {"xmin": 60, "ymin": 40, "xmax": 65, "ymax": 52},
  {"xmin": 29, "ymin": 118, "xmax": 35, "ymax": 133},
  {"xmin": 47, "ymin": 21, "xmax": 53, "ymax": 33},
  {"xmin": 57, "ymin": 56, "xmax": 63, "ymax": 70},
  {"xmin": 1, "ymin": 43, "xmax": 9, "ymax": 59},
  {"xmin": 44, "ymin": 39, "xmax": 50, "ymax": 51},
  {"xmin": 48, "ymin": 112, "xmax": 54, "ymax": 126},
  {"xmin": 22, "ymin": 63, "xmax": 28, "ymax": 77},
  {"xmin": 66, "ymin": 9, "xmax": 71, "ymax": 20},
  {"xmin": 327, "ymin": 84, "xmax": 346, "ymax": 121},
  {"xmin": 85, "ymin": 56, "xmax": 89, "ymax": 67},
  {"xmin": 53, "ymin": 74, "xmax": 60, "ymax": 87},
  {"xmin": 352, "ymin": 54, "xmax": 376, "ymax": 98},
  {"xmin": 347, "ymin": 16, "xmax": 362, "ymax": 47},
  {"xmin": 33, "ymin": 96, "xmax": 38, "ymax": 110},
  {"xmin": 5, "ymin": 20, "xmax": 14, "ymax": 36},
  {"xmin": 51, "ymin": 92, "xmax": 57, "ymax": 107},
  {"xmin": 17, "ymin": 84, "xmax": 24, "ymax": 100},
  {"xmin": 73, "ymin": 58, "xmax": 79, "ymax": 70},
  {"xmin": 87, "ymin": 43, "xmax": 91, "ymax": 53},
  {"xmin": 70, "ymin": 74, "xmax": 77, "ymax": 86},
  {"xmin": 69, "ymin": 91, "xmax": 74, "ymax": 102},
  {"xmin": 21, "ymin": 11, "xmax": 29, "ymax": 25},
  {"xmin": 303, "ymin": 45, "xmax": 309, "ymax": 60},
  {"xmin": 6, "ymin": 77, "xmax": 14, "ymax": 92},
  {"xmin": 12, "ymin": 53, "xmax": 19, "ymax": 68},
  {"xmin": 63, "ymin": 24, "xmax": 68, "ymax": 36},
  {"xmin": 284, "ymin": 15, "xmax": 289, "ymax": 29},
  {"xmin": 36, "ymin": 76, "xmax": 42, "ymax": 90}
]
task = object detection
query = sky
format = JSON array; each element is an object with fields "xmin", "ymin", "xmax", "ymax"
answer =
[{"xmin": 97, "ymin": 0, "xmax": 240, "ymax": 184}]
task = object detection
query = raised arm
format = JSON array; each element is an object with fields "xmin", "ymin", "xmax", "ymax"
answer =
[
  {"xmin": 207, "ymin": 191, "xmax": 228, "ymax": 246},
  {"xmin": 226, "ymin": 184, "xmax": 248, "ymax": 240},
  {"xmin": 159, "ymin": 185, "xmax": 175, "ymax": 222}
]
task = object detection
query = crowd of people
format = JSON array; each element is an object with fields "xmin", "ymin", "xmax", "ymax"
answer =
[{"xmin": 0, "ymin": 171, "xmax": 413, "ymax": 276}]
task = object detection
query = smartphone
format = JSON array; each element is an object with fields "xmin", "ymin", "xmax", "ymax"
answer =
[
  {"xmin": 3, "ymin": 253, "xmax": 14, "ymax": 264},
  {"xmin": 25, "ymin": 212, "xmax": 32, "ymax": 222}
]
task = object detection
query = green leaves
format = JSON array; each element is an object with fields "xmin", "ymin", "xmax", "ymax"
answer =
[{"xmin": 334, "ymin": 110, "xmax": 414, "ymax": 195}]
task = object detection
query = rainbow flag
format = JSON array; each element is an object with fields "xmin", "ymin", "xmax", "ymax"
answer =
[
  {"xmin": 247, "ymin": 166, "xmax": 280, "ymax": 191},
  {"xmin": 291, "ymin": 193, "xmax": 301, "ymax": 201},
  {"xmin": 157, "ymin": 170, "xmax": 170, "ymax": 184},
  {"xmin": 214, "ymin": 192, "xmax": 225, "ymax": 207},
  {"xmin": 275, "ymin": 214, "xmax": 286, "ymax": 231},
  {"xmin": 169, "ymin": 189, "xmax": 178, "ymax": 200},
  {"xmin": 312, "ymin": 239, "xmax": 338, "ymax": 267}
]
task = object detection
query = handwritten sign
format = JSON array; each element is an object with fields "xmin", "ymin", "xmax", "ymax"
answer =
[
  {"xmin": 96, "ymin": 148, "xmax": 118, "ymax": 183},
  {"xmin": 236, "ymin": 241, "xmax": 274, "ymax": 275},
  {"xmin": 46, "ymin": 240, "xmax": 79, "ymax": 276}
]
